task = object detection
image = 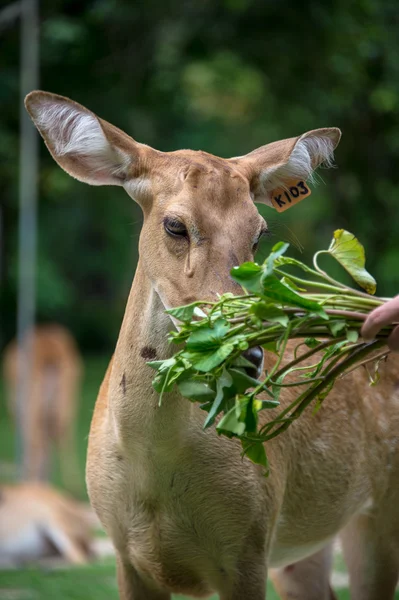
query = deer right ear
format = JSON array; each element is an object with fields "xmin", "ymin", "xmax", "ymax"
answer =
[
  {"xmin": 25, "ymin": 91, "xmax": 153, "ymax": 194},
  {"xmin": 232, "ymin": 128, "xmax": 341, "ymax": 207}
]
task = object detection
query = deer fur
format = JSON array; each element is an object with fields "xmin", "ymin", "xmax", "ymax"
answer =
[
  {"xmin": 25, "ymin": 90, "xmax": 399, "ymax": 600},
  {"xmin": 0, "ymin": 483, "xmax": 95, "ymax": 566},
  {"xmin": 3, "ymin": 324, "xmax": 82, "ymax": 489}
]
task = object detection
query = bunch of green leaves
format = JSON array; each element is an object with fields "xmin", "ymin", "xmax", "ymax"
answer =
[{"xmin": 149, "ymin": 230, "xmax": 394, "ymax": 472}]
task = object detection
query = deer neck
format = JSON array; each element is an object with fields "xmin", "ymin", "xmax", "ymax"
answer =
[{"xmin": 109, "ymin": 260, "xmax": 191, "ymax": 450}]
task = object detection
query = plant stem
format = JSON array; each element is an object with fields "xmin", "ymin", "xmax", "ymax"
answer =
[
  {"xmin": 281, "ymin": 307, "xmax": 367, "ymax": 321},
  {"xmin": 338, "ymin": 349, "xmax": 390, "ymax": 380},
  {"xmin": 274, "ymin": 268, "xmax": 344, "ymax": 293},
  {"xmin": 309, "ymin": 294, "xmax": 382, "ymax": 307},
  {"xmin": 272, "ymin": 337, "xmax": 346, "ymax": 380},
  {"xmin": 261, "ymin": 340, "xmax": 386, "ymax": 441}
]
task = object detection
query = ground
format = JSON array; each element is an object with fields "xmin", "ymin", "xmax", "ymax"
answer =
[
  {"xmin": 0, "ymin": 356, "xmax": 398, "ymax": 599},
  {"xmin": 0, "ymin": 555, "xmax": 364, "ymax": 600}
]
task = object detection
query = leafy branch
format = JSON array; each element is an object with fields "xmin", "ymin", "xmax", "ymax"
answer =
[{"xmin": 148, "ymin": 230, "xmax": 395, "ymax": 472}]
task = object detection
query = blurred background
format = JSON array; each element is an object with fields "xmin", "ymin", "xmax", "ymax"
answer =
[{"xmin": 1, "ymin": 0, "xmax": 399, "ymax": 598}]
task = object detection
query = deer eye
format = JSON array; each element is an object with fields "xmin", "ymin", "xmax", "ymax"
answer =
[{"xmin": 164, "ymin": 217, "xmax": 188, "ymax": 238}]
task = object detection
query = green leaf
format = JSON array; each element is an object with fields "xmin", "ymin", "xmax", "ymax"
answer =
[
  {"xmin": 250, "ymin": 302, "xmax": 289, "ymax": 326},
  {"xmin": 216, "ymin": 405, "xmax": 246, "ymax": 437},
  {"xmin": 242, "ymin": 441, "xmax": 269, "ymax": 469},
  {"xmin": 346, "ymin": 329, "xmax": 359, "ymax": 343},
  {"xmin": 313, "ymin": 379, "xmax": 335, "ymax": 414},
  {"xmin": 167, "ymin": 303, "xmax": 198, "ymax": 322},
  {"xmin": 260, "ymin": 275, "xmax": 328, "ymax": 318},
  {"xmin": 148, "ymin": 357, "xmax": 176, "ymax": 371},
  {"xmin": 269, "ymin": 364, "xmax": 304, "ymax": 404},
  {"xmin": 193, "ymin": 306, "xmax": 208, "ymax": 318},
  {"xmin": 329, "ymin": 320, "xmax": 347, "ymax": 337},
  {"xmin": 271, "ymin": 372, "xmax": 285, "ymax": 404},
  {"xmin": 307, "ymin": 340, "xmax": 347, "ymax": 378},
  {"xmin": 147, "ymin": 359, "xmax": 167, "ymax": 370},
  {"xmin": 186, "ymin": 318, "xmax": 230, "ymax": 351},
  {"xmin": 304, "ymin": 337, "xmax": 321, "ymax": 349},
  {"xmin": 187, "ymin": 343, "xmax": 235, "ymax": 372},
  {"xmin": 280, "ymin": 276, "xmax": 306, "ymax": 292},
  {"xmin": 152, "ymin": 362, "xmax": 176, "ymax": 395},
  {"xmin": 272, "ymin": 241, "xmax": 290, "ymax": 255},
  {"xmin": 263, "ymin": 242, "xmax": 290, "ymax": 276},
  {"xmin": 258, "ymin": 398, "xmax": 280, "ymax": 409},
  {"xmin": 177, "ymin": 380, "xmax": 216, "ymax": 402},
  {"xmin": 231, "ymin": 355, "xmax": 257, "ymax": 369},
  {"xmin": 235, "ymin": 394, "xmax": 250, "ymax": 421},
  {"xmin": 327, "ymin": 229, "xmax": 377, "ymax": 294},
  {"xmin": 369, "ymin": 354, "xmax": 386, "ymax": 387},
  {"xmin": 275, "ymin": 255, "xmax": 317, "ymax": 276},
  {"xmin": 204, "ymin": 368, "xmax": 234, "ymax": 428},
  {"xmin": 262, "ymin": 340, "xmax": 278, "ymax": 353},
  {"xmin": 244, "ymin": 396, "xmax": 258, "ymax": 432},
  {"xmin": 230, "ymin": 262, "xmax": 263, "ymax": 293},
  {"xmin": 152, "ymin": 371, "xmax": 173, "ymax": 394},
  {"xmin": 228, "ymin": 368, "xmax": 261, "ymax": 392},
  {"xmin": 233, "ymin": 394, "xmax": 259, "ymax": 432}
]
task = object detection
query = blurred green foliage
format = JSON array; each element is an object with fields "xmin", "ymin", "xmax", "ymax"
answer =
[{"xmin": 1, "ymin": 0, "xmax": 399, "ymax": 350}]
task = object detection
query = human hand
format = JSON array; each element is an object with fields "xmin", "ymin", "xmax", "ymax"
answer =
[{"xmin": 361, "ymin": 295, "xmax": 399, "ymax": 351}]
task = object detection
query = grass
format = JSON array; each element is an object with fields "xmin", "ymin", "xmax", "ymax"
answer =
[
  {"xmin": 0, "ymin": 357, "xmax": 398, "ymax": 599},
  {"xmin": 0, "ymin": 560, "xmax": 366, "ymax": 600}
]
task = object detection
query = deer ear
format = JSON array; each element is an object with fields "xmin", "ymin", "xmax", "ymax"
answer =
[
  {"xmin": 25, "ymin": 91, "xmax": 152, "ymax": 189},
  {"xmin": 232, "ymin": 128, "xmax": 341, "ymax": 207}
]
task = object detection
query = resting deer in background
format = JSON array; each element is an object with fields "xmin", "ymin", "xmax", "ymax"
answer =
[
  {"xmin": 0, "ymin": 482, "xmax": 95, "ymax": 566},
  {"xmin": 3, "ymin": 324, "xmax": 82, "ymax": 490},
  {"xmin": 25, "ymin": 91, "xmax": 399, "ymax": 600},
  {"xmin": 1, "ymin": 327, "xmax": 96, "ymax": 566}
]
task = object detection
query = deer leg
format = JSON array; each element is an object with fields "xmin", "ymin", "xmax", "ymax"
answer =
[
  {"xmin": 220, "ymin": 569, "xmax": 267, "ymax": 600},
  {"xmin": 269, "ymin": 544, "xmax": 337, "ymax": 600},
  {"xmin": 42, "ymin": 520, "xmax": 88, "ymax": 565},
  {"xmin": 340, "ymin": 512, "xmax": 399, "ymax": 600},
  {"xmin": 219, "ymin": 552, "xmax": 267, "ymax": 600},
  {"xmin": 116, "ymin": 555, "xmax": 171, "ymax": 600}
]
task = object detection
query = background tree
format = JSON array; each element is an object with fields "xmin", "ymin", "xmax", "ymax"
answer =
[{"xmin": 1, "ymin": 0, "xmax": 398, "ymax": 351}]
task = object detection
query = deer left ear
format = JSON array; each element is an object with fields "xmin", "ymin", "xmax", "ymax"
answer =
[{"xmin": 232, "ymin": 128, "xmax": 341, "ymax": 207}]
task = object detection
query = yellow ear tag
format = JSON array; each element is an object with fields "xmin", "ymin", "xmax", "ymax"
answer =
[{"xmin": 270, "ymin": 180, "xmax": 311, "ymax": 212}]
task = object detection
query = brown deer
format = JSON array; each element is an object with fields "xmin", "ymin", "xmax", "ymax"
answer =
[
  {"xmin": 25, "ymin": 90, "xmax": 399, "ymax": 600},
  {"xmin": 1, "ymin": 327, "xmax": 96, "ymax": 566},
  {"xmin": 3, "ymin": 324, "xmax": 82, "ymax": 490},
  {"xmin": 0, "ymin": 482, "xmax": 95, "ymax": 566}
]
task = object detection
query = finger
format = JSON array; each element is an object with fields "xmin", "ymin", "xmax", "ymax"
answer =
[
  {"xmin": 387, "ymin": 325, "xmax": 399, "ymax": 352},
  {"xmin": 361, "ymin": 299, "xmax": 399, "ymax": 341}
]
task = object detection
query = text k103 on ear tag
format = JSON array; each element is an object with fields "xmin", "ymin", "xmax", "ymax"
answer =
[{"xmin": 270, "ymin": 180, "xmax": 311, "ymax": 212}]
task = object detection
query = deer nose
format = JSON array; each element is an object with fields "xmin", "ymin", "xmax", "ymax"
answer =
[{"xmin": 242, "ymin": 346, "xmax": 264, "ymax": 379}]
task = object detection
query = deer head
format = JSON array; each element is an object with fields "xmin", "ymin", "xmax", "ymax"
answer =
[{"xmin": 25, "ymin": 91, "xmax": 340, "ymax": 373}]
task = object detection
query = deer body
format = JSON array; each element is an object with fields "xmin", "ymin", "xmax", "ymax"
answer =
[
  {"xmin": 3, "ymin": 324, "xmax": 82, "ymax": 489},
  {"xmin": 87, "ymin": 261, "xmax": 399, "ymax": 599},
  {"xmin": 0, "ymin": 483, "xmax": 95, "ymax": 566},
  {"xmin": 26, "ymin": 90, "xmax": 399, "ymax": 599}
]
